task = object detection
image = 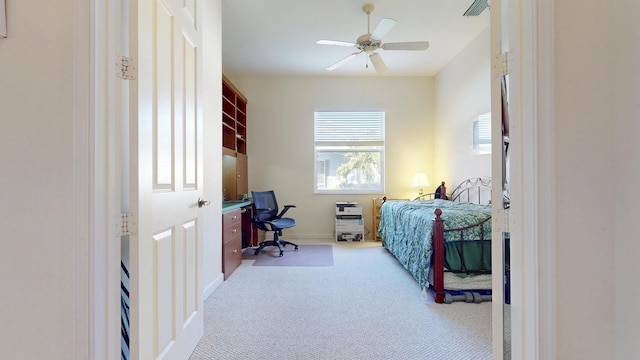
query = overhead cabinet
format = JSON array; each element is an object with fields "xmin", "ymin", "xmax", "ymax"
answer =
[
  {"xmin": 222, "ymin": 75, "xmax": 247, "ymax": 154},
  {"xmin": 222, "ymin": 75, "xmax": 248, "ymax": 201}
]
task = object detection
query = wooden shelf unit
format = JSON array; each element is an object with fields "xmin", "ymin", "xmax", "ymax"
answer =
[
  {"xmin": 222, "ymin": 75, "xmax": 247, "ymax": 154},
  {"xmin": 372, "ymin": 197, "xmax": 384, "ymax": 241},
  {"xmin": 372, "ymin": 197, "xmax": 409, "ymax": 241}
]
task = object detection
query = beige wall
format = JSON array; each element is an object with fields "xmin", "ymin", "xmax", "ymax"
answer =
[
  {"xmin": 554, "ymin": 2, "xmax": 616, "ymax": 355},
  {"xmin": 434, "ymin": 27, "xmax": 491, "ymax": 186},
  {"xmin": 228, "ymin": 76, "xmax": 435, "ymax": 240},
  {"xmin": 0, "ymin": 0, "xmax": 86, "ymax": 358},
  {"xmin": 553, "ymin": 0, "xmax": 640, "ymax": 358}
]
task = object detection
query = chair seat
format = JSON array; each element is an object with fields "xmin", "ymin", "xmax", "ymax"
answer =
[{"xmin": 270, "ymin": 218, "xmax": 295, "ymax": 229}]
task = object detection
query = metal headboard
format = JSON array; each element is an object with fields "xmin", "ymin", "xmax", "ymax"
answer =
[{"xmin": 449, "ymin": 177, "xmax": 492, "ymax": 205}]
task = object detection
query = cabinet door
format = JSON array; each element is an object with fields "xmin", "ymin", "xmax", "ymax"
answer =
[
  {"xmin": 222, "ymin": 152, "xmax": 237, "ymax": 200},
  {"xmin": 236, "ymin": 152, "xmax": 248, "ymax": 199}
]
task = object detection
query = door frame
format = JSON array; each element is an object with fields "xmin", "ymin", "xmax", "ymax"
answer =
[
  {"xmin": 510, "ymin": 0, "xmax": 557, "ymax": 358},
  {"xmin": 84, "ymin": 0, "xmax": 557, "ymax": 358},
  {"xmin": 89, "ymin": 0, "xmax": 126, "ymax": 359}
]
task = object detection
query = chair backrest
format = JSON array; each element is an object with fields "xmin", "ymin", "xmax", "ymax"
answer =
[{"xmin": 251, "ymin": 190, "xmax": 279, "ymax": 223}]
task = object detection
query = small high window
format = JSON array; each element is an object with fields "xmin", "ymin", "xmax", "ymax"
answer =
[{"xmin": 472, "ymin": 112, "xmax": 491, "ymax": 155}]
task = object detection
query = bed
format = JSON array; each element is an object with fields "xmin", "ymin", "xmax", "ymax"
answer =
[{"xmin": 378, "ymin": 177, "xmax": 504, "ymax": 304}]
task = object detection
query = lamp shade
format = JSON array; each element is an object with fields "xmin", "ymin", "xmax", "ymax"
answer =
[{"xmin": 411, "ymin": 173, "xmax": 430, "ymax": 188}]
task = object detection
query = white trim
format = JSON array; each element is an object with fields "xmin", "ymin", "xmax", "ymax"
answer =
[
  {"xmin": 510, "ymin": 0, "xmax": 556, "ymax": 358},
  {"xmin": 508, "ymin": 8, "xmax": 533, "ymax": 358},
  {"xmin": 203, "ymin": 274, "xmax": 225, "ymax": 300},
  {"xmin": 489, "ymin": 0, "xmax": 505, "ymax": 357},
  {"xmin": 91, "ymin": 0, "xmax": 122, "ymax": 359}
]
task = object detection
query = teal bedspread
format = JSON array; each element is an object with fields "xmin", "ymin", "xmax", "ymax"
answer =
[{"xmin": 378, "ymin": 199, "xmax": 492, "ymax": 288}]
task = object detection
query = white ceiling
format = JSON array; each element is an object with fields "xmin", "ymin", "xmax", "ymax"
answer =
[{"xmin": 221, "ymin": 0, "xmax": 490, "ymax": 77}]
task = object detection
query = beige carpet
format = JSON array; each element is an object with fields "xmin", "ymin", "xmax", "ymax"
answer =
[
  {"xmin": 190, "ymin": 240, "xmax": 493, "ymax": 360},
  {"xmin": 241, "ymin": 244, "xmax": 334, "ymax": 266}
]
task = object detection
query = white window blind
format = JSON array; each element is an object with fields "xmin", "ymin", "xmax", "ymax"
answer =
[{"xmin": 315, "ymin": 111, "xmax": 384, "ymax": 144}]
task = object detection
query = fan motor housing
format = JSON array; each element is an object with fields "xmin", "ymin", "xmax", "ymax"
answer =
[{"xmin": 356, "ymin": 34, "xmax": 381, "ymax": 52}]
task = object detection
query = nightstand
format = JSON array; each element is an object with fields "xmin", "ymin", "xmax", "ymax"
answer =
[
  {"xmin": 372, "ymin": 197, "xmax": 385, "ymax": 241},
  {"xmin": 372, "ymin": 197, "xmax": 409, "ymax": 241}
]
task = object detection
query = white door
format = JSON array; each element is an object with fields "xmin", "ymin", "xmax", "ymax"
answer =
[{"xmin": 128, "ymin": 0, "xmax": 205, "ymax": 359}]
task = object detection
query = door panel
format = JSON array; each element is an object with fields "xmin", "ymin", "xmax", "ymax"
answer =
[
  {"xmin": 153, "ymin": 229, "xmax": 174, "ymax": 352},
  {"xmin": 155, "ymin": 1, "xmax": 174, "ymax": 188},
  {"xmin": 183, "ymin": 35, "xmax": 197, "ymax": 188}
]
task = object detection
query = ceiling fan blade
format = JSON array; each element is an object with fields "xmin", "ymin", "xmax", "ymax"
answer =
[
  {"xmin": 317, "ymin": 40, "xmax": 357, "ymax": 47},
  {"xmin": 370, "ymin": 18, "xmax": 397, "ymax": 41},
  {"xmin": 382, "ymin": 41, "xmax": 430, "ymax": 51},
  {"xmin": 369, "ymin": 52, "xmax": 387, "ymax": 74},
  {"xmin": 463, "ymin": 0, "xmax": 489, "ymax": 16},
  {"xmin": 327, "ymin": 52, "xmax": 361, "ymax": 71}
]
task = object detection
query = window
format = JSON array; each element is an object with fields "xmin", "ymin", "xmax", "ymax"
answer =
[
  {"xmin": 314, "ymin": 111, "xmax": 385, "ymax": 194},
  {"xmin": 472, "ymin": 112, "xmax": 491, "ymax": 155}
]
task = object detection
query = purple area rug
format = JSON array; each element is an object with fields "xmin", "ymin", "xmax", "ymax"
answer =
[{"xmin": 242, "ymin": 244, "xmax": 334, "ymax": 266}]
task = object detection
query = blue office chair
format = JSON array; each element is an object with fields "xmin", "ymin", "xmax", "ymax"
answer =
[{"xmin": 251, "ymin": 190, "xmax": 298, "ymax": 257}]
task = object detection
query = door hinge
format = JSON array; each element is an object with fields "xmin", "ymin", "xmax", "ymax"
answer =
[
  {"xmin": 117, "ymin": 212, "xmax": 137, "ymax": 236},
  {"xmin": 492, "ymin": 52, "xmax": 510, "ymax": 77},
  {"xmin": 117, "ymin": 56, "xmax": 137, "ymax": 80},
  {"xmin": 493, "ymin": 208, "xmax": 510, "ymax": 233}
]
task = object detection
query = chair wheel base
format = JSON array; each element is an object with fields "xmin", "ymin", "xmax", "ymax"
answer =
[{"xmin": 253, "ymin": 239, "xmax": 298, "ymax": 257}]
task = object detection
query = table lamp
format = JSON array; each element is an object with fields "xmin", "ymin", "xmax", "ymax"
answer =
[{"xmin": 412, "ymin": 173, "xmax": 430, "ymax": 197}]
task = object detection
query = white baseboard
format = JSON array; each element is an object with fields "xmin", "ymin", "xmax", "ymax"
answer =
[
  {"xmin": 283, "ymin": 233, "xmax": 334, "ymax": 240},
  {"xmin": 203, "ymin": 273, "xmax": 224, "ymax": 300}
]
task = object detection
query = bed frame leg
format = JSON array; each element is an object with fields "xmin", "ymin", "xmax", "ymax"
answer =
[{"xmin": 433, "ymin": 209, "xmax": 445, "ymax": 304}]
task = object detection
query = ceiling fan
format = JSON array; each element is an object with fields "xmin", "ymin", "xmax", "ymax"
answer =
[{"xmin": 316, "ymin": 3, "xmax": 430, "ymax": 74}]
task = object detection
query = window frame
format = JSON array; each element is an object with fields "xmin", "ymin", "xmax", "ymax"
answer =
[{"xmin": 314, "ymin": 111, "xmax": 385, "ymax": 195}]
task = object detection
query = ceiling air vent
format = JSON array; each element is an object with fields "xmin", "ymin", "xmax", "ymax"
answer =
[{"xmin": 463, "ymin": 0, "xmax": 489, "ymax": 16}]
